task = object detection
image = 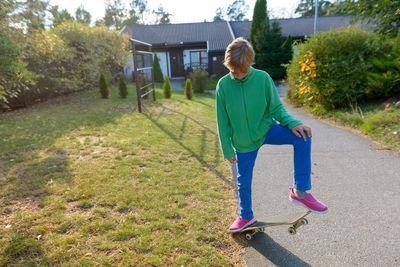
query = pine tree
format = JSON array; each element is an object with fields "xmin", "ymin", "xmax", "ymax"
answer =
[
  {"xmin": 163, "ymin": 75, "xmax": 172, "ymax": 98},
  {"xmin": 249, "ymin": 0, "xmax": 293, "ymax": 80},
  {"xmin": 119, "ymin": 73, "xmax": 127, "ymax": 98},
  {"xmin": 249, "ymin": 0, "xmax": 268, "ymax": 67},
  {"xmin": 99, "ymin": 73, "xmax": 109, "ymax": 98},
  {"xmin": 153, "ymin": 54, "xmax": 164, "ymax": 83},
  {"xmin": 184, "ymin": 78, "xmax": 193, "ymax": 100}
]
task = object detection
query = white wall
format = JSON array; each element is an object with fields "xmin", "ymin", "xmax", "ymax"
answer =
[
  {"xmin": 123, "ymin": 56, "xmax": 134, "ymax": 81},
  {"xmin": 154, "ymin": 52, "xmax": 169, "ymax": 78},
  {"xmin": 123, "ymin": 51, "xmax": 171, "ymax": 81}
]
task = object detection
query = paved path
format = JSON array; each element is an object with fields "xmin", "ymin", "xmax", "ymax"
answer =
[{"xmin": 235, "ymin": 85, "xmax": 400, "ymax": 266}]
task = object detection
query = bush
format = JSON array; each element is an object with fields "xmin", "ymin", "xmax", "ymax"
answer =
[
  {"xmin": 361, "ymin": 109, "xmax": 399, "ymax": 134},
  {"xmin": 99, "ymin": 73, "xmax": 109, "ymax": 98},
  {"xmin": 0, "ymin": 30, "xmax": 33, "ymax": 109},
  {"xmin": 184, "ymin": 78, "xmax": 193, "ymax": 100},
  {"xmin": 153, "ymin": 54, "xmax": 164, "ymax": 83},
  {"xmin": 190, "ymin": 68, "xmax": 208, "ymax": 93},
  {"xmin": 367, "ymin": 32, "xmax": 400, "ymax": 98},
  {"xmin": 219, "ymin": 64, "xmax": 226, "ymax": 78},
  {"xmin": 163, "ymin": 75, "xmax": 171, "ymax": 98},
  {"xmin": 119, "ymin": 73, "xmax": 127, "ymax": 98},
  {"xmin": 286, "ymin": 26, "xmax": 385, "ymax": 113},
  {"xmin": 3, "ymin": 21, "xmax": 130, "ymax": 109}
]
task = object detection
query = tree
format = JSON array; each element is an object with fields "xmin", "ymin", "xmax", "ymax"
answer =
[
  {"xmin": 49, "ymin": 6, "xmax": 74, "ymax": 27},
  {"xmin": 153, "ymin": 5, "xmax": 171, "ymax": 24},
  {"xmin": 250, "ymin": 0, "xmax": 293, "ymax": 79},
  {"xmin": 75, "ymin": 5, "xmax": 91, "ymax": 25},
  {"xmin": 226, "ymin": 0, "xmax": 249, "ymax": 21},
  {"xmin": 327, "ymin": 0, "xmax": 348, "ymax": 15},
  {"xmin": 213, "ymin": 7, "xmax": 225, "ymax": 21},
  {"xmin": 18, "ymin": 0, "xmax": 50, "ymax": 30},
  {"xmin": 1, "ymin": 0, "xmax": 18, "ymax": 28},
  {"xmin": 184, "ymin": 79, "xmax": 193, "ymax": 100},
  {"xmin": 249, "ymin": 0, "xmax": 269, "ymax": 58},
  {"xmin": 123, "ymin": 0, "xmax": 148, "ymax": 26},
  {"xmin": 163, "ymin": 75, "xmax": 172, "ymax": 98},
  {"xmin": 339, "ymin": 0, "xmax": 400, "ymax": 37},
  {"xmin": 153, "ymin": 55, "xmax": 164, "ymax": 83},
  {"xmin": 99, "ymin": 73, "xmax": 109, "ymax": 99},
  {"xmin": 104, "ymin": 0, "xmax": 126, "ymax": 30},
  {"xmin": 295, "ymin": 0, "xmax": 333, "ymax": 17},
  {"xmin": 119, "ymin": 73, "xmax": 128, "ymax": 98}
]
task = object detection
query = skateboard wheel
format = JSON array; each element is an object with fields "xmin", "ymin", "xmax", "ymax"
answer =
[
  {"xmin": 300, "ymin": 218, "xmax": 308, "ymax": 225},
  {"xmin": 288, "ymin": 227, "xmax": 296, "ymax": 235},
  {"xmin": 245, "ymin": 233, "xmax": 252, "ymax": 240}
]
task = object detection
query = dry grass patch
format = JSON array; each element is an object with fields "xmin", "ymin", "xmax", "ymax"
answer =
[{"xmin": 0, "ymin": 86, "xmax": 245, "ymax": 266}]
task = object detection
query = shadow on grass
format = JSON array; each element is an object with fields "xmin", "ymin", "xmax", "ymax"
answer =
[
  {"xmin": 0, "ymin": 86, "xmax": 145, "ymax": 204},
  {"xmin": 2, "ymin": 149, "xmax": 72, "ymax": 200},
  {"xmin": 231, "ymin": 232, "xmax": 311, "ymax": 267},
  {"xmin": 142, "ymin": 103, "xmax": 229, "ymax": 187}
]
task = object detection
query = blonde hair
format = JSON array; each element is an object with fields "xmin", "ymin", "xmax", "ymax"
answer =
[{"xmin": 224, "ymin": 37, "xmax": 255, "ymax": 73}]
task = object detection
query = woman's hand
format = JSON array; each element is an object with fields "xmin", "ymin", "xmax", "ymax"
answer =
[
  {"xmin": 291, "ymin": 124, "xmax": 312, "ymax": 141},
  {"xmin": 227, "ymin": 156, "xmax": 237, "ymax": 164}
]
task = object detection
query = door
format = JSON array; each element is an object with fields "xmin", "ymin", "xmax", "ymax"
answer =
[{"xmin": 169, "ymin": 50, "xmax": 184, "ymax": 77}]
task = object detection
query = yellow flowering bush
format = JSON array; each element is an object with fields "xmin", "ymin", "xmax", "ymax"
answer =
[{"xmin": 286, "ymin": 27, "xmax": 385, "ymax": 114}]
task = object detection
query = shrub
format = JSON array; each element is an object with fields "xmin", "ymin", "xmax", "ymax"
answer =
[
  {"xmin": 0, "ymin": 30, "xmax": 33, "ymax": 109},
  {"xmin": 219, "ymin": 64, "xmax": 226, "ymax": 78},
  {"xmin": 367, "ymin": 32, "xmax": 400, "ymax": 98},
  {"xmin": 190, "ymin": 68, "xmax": 208, "ymax": 93},
  {"xmin": 286, "ymin": 26, "xmax": 385, "ymax": 113},
  {"xmin": 119, "ymin": 73, "xmax": 127, "ymax": 98},
  {"xmin": 153, "ymin": 54, "xmax": 164, "ymax": 83},
  {"xmin": 3, "ymin": 21, "xmax": 130, "ymax": 109},
  {"xmin": 163, "ymin": 75, "xmax": 171, "ymax": 98},
  {"xmin": 184, "ymin": 78, "xmax": 193, "ymax": 100},
  {"xmin": 99, "ymin": 73, "xmax": 109, "ymax": 98},
  {"xmin": 361, "ymin": 109, "xmax": 399, "ymax": 134}
]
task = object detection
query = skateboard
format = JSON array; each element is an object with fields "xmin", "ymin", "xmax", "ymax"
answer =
[{"xmin": 237, "ymin": 211, "xmax": 311, "ymax": 240}]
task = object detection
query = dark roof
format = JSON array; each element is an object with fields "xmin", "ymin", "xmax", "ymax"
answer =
[
  {"xmin": 230, "ymin": 16, "xmax": 372, "ymax": 39},
  {"xmin": 122, "ymin": 16, "xmax": 372, "ymax": 52},
  {"xmin": 123, "ymin": 21, "xmax": 234, "ymax": 52}
]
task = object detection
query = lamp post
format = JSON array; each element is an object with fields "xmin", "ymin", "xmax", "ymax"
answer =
[{"xmin": 314, "ymin": 0, "xmax": 318, "ymax": 34}]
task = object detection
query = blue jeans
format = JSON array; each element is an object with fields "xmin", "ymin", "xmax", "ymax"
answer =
[{"xmin": 236, "ymin": 123, "xmax": 312, "ymax": 219}]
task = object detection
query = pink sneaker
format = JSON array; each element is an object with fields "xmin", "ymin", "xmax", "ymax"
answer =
[
  {"xmin": 229, "ymin": 216, "xmax": 257, "ymax": 232},
  {"xmin": 289, "ymin": 187, "xmax": 328, "ymax": 214}
]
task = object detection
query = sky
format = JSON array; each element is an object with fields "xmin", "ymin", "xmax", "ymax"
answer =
[{"xmin": 48, "ymin": 0, "xmax": 302, "ymax": 25}]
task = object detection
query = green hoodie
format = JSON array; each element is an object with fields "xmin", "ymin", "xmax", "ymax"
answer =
[{"xmin": 216, "ymin": 67, "xmax": 302, "ymax": 159}]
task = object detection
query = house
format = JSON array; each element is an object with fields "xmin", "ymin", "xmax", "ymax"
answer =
[{"xmin": 120, "ymin": 15, "xmax": 371, "ymax": 81}]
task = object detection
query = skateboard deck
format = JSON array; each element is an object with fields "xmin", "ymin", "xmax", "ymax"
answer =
[{"xmin": 237, "ymin": 211, "xmax": 311, "ymax": 240}]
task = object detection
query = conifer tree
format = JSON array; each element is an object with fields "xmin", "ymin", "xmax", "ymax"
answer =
[
  {"xmin": 119, "ymin": 73, "xmax": 127, "ymax": 98},
  {"xmin": 249, "ymin": 0, "xmax": 268, "ymax": 66},
  {"xmin": 184, "ymin": 78, "xmax": 193, "ymax": 100},
  {"xmin": 163, "ymin": 75, "xmax": 172, "ymax": 98},
  {"xmin": 153, "ymin": 54, "xmax": 164, "ymax": 83},
  {"xmin": 99, "ymin": 73, "xmax": 109, "ymax": 98},
  {"xmin": 249, "ymin": 0, "xmax": 292, "ymax": 80}
]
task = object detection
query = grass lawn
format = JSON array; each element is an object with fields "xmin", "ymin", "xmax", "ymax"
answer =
[
  {"xmin": 313, "ymin": 101, "xmax": 400, "ymax": 152},
  {"xmin": 0, "ymin": 84, "xmax": 244, "ymax": 266}
]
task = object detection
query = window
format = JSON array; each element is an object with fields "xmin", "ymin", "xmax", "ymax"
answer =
[
  {"xmin": 136, "ymin": 54, "xmax": 151, "ymax": 68},
  {"xmin": 190, "ymin": 51, "xmax": 208, "ymax": 67}
]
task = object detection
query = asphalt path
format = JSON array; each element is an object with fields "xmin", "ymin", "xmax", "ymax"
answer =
[{"xmin": 232, "ymin": 85, "xmax": 400, "ymax": 266}]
